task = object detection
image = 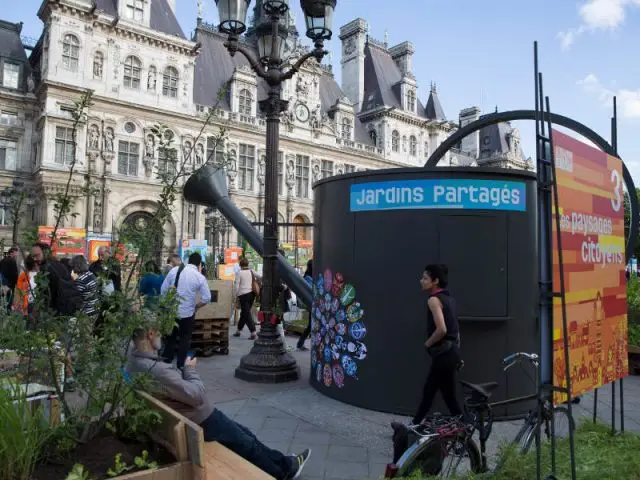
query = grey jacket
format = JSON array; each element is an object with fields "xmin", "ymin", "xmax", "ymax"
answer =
[{"xmin": 126, "ymin": 350, "xmax": 214, "ymax": 425}]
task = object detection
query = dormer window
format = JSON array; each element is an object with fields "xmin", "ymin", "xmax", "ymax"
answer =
[
  {"xmin": 239, "ymin": 89, "xmax": 253, "ymax": 115},
  {"xmin": 62, "ymin": 34, "xmax": 80, "ymax": 72},
  {"xmin": 2, "ymin": 62, "xmax": 20, "ymax": 89},
  {"xmin": 125, "ymin": 0, "xmax": 144, "ymax": 22},
  {"xmin": 407, "ymin": 90, "xmax": 416, "ymax": 112},
  {"xmin": 341, "ymin": 118, "xmax": 352, "ymax": 140}
]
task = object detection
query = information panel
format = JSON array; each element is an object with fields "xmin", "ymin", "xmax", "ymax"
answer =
[
  {"xmin": 350, "ymin": 179, "xmax": 527, "ymax": 212},
  {"xmin": 552, "ymin": 130, "xmax": 628, "ymax": 403}
]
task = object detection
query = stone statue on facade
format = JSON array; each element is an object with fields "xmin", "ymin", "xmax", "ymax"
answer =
[
  {"xmin": 257, "ymin": 155, "xmax": 266, "ymax": 185},
  {"xmin": 183, "ymin": 141, "xmax": 193, "ymax": 162},
  {"xmin": 93, "ymin": 195, "xmax": 103, "ymax": 231},
  {"xmin": 145, "ymin": 134, "xmax": 155, "ymax": 158},
  {"xmin": 104, "ymin": 127, "xmax": 114, "ymax": 153},
  {"xmin": 296, "ymin": 75, "xmax": 311, "ymax": 97},
  {"xmin": 227, "ymin": 150, "xmax": 238, "ymax": 188},
  {"xmin": 195, "ymin": 143, "xmax": 204, "ymax": 165},
  {"xmin": 88, "ymin": 125, "xmax": 100, "ymax": 150},
  {"xmin": 312, "ymin": 164, "xmax": 321, "ymax": 182},
  {"xmin": 281, "ymin": 109, "xmax": 295, "ymax": 132},
  {"xmin": 286, "ymin": 159, "xmax": 295, "ymax": 188}
]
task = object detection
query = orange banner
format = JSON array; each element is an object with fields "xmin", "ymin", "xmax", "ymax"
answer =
[
  {"xmin": 37, "ymin": 226, "xmax": 86, "ymax": 258},
  {"xmin": 551, "ymin": 130, "xmax": 628, "ymax": 403}
]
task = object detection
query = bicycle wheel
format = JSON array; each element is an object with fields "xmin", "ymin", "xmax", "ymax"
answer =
[
  {"xmin": 520, "ymin": 406, "xmax": 575, "ymax": 454},
  {"xmin": 396, "ymin": 435, "xmax": 482, "ymax": 478},
  {"xmin": 544, "ymin": 405, "xmax": 575, "ymax": 440}
]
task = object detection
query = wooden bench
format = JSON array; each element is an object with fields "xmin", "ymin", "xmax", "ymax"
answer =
[{"xmin": 137, "ymin": 391, "xmax": 275, "ymax": 480}]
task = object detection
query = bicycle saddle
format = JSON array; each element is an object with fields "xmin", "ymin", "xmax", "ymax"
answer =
[{"xmin": 459, "ymin": 380, "xmax": 499, "ymax": 399}]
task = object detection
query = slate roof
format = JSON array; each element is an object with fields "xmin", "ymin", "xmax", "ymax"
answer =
[
  {"xmin": 193, "ymin": 25, "xmax": 374, "ymax": 145},
  {"xmin": 476, "ymin": 117, "xmax": 526, "ymax": 159},
  {"xmin": 0, "ymin": 20, "xmax": 29, "ymax": 62},
  {"xmin": 94, "ymin": 0, "xmax": 117, "ymax": 16},
  {"xmin": 424, "ymin": 85, "xmax": 446, "ymax": 120},
  {"xmin": 150, "ymin": 0, "xmax": 185, "ymax": 39},
  {"xmin": 361, "ymin": 42, "xmax": 437, "ymax": 119},
  {"xmin": 94, "ymin": 0, "xmax": 185, "ymax": 39}
]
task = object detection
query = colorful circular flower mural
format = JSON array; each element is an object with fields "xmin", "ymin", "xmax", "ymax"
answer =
[{"xmin": 311, "ymin": 268, "xmax": 367, "ymax": 388}]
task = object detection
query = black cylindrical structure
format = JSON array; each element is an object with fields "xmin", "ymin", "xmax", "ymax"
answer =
[{"xmin": 311, "ymin": 167, "xmax": 538, "ymax": 416}]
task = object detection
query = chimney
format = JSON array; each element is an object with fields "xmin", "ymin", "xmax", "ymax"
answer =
[
  {"xmin": 389, "ymin": 41, "xmax": 415, "ymax": 76},
  {"xmin": 459, "ymin": 106, "xmax": 481, "ymax": 157},
  {"xmin": 339, "ymin": 18, "xmax": 368, "ymax": 110}
]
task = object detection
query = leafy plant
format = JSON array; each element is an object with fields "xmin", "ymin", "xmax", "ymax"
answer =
[
  {"xmin": 0, "ymin": 382, "xmax": 56, "ymax": 480},
  {"xmin": 134, "ymin": 450, "xmax": 159, "ymax": 470},
  {"xmin": 106, "ymin": 451, "xmax": 157, "ymax": 477},
  {"xmin": 0, "ymin": 82, "xmax": 233, "ymax": 479},
  {"xmin": 65, "ymin": 464, "xmax": 92, "ymax": 480},
  {"xmin": 106, "ymin": 453, "xmax": 130, "ymax": 477},
  {"xmin": 110, "ymin": 391, "xmax": 162, "ymax": 443}
]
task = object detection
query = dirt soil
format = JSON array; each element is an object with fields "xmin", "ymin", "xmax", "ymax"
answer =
[{"xmin": 32, "ymin": 432, "xmax": 174, "ymax": 479}]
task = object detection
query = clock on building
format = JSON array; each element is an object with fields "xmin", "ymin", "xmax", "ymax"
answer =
[{"xmin": 295, "ymin": 102, "xmax": 310, "ymax": 123}]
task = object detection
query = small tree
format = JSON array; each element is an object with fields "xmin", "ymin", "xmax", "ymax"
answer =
[{"xmin": 0, "ymin": 81, "xmax": 233, "ymax": 475}]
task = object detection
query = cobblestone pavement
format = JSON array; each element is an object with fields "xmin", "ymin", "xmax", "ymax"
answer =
[{"xmin": 195, "ymin": 332, "xmax": 640, "ymax": 480}]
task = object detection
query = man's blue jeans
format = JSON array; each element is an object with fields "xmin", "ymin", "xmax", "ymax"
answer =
[{"xmin": 200, "ymin": 409, "xmax": 295, "ymax": 479}]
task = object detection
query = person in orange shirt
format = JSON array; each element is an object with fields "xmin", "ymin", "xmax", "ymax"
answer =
[{"xmin": 13, "ymin": 254, "xmax": 38, "ymax": 316}]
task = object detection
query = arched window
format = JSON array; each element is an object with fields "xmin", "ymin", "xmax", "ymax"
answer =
[
  {"xmin": 341, "ymin": 118, "xmax": 352, "ymax": 140},
  {"xmin": 162, "ymin": 66, "xmax": 179, "ymax": 98},
  {"xmin": 147, "ymin": 66, "xmax": 157, "ymax": 91},
  {"xmin": 92, "ymin": 52, "xmax": 103, "ymax": 79},
  {"xmin": 123, "ymin": 56, "xmax": 141, "ymax": 89},
  {"xmin": 369, "ymin": 129, "xmax": 377, "ymax": 146},
  {"xmin": 409, "ymin": 135, "xmax": 417, "ymax": 156},
  {"xmin": 62, "ymin": 34, "xmax": 80, "ymax": 71},
  {"xmin": 391, "ymin": 130, "xmax": 399, "ymax": 152},
  {"xmin": 407, "ymin": 90, "xmax": 416, "ymax": 112},
  {"xmin": 238, "ymin": 89, "xmax": 252, "ymax": 115}
]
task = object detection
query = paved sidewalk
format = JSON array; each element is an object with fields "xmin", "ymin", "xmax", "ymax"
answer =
[{"xmin": 196, "ymin": 332, "xmax": 640, "ymax": 480}]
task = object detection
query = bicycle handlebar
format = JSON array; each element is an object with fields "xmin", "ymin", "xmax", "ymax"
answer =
[{"xmin": 503, "ymin": 352, "xmax": 539, "ymax": 370}]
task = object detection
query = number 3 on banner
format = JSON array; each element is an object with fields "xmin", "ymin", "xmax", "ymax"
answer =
[{"xmin": 611, "ymin": 168, "xmax": 622, "ymax": 212}]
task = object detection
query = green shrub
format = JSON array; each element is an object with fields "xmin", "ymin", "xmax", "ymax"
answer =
[{"xmin": 0, "ymin": 383, "xmax": 55, "ymax": 480}]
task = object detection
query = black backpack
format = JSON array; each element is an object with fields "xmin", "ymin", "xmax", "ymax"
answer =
[{"xmin": 48, "ymin": 261, "xmax": 84, "ymax": 315}]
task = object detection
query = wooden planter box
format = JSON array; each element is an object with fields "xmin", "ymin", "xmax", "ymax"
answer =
[
  {"xmin": 132, "ymin": 391, "xmax": 274, "ymax": 480},
  {"xmin": 629, "ymin": 345, "xmax": 640, "ymax": 375},
  {"xmin": 116, "ymin": 462, "xmax": 193, "ymax": 480}
]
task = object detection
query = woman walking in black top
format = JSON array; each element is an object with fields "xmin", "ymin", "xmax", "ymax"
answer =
[{"xmin": 412, "ymin": 264, "xmax": 463, "ymax": 424}]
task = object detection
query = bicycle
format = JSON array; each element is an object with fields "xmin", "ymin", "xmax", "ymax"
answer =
[{"xmin": 385, "ymin": 352, "xmax": 575, "ymax": 478}]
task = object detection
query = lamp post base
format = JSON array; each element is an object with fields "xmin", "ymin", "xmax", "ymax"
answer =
[{"xmin": 234, "ymin": 321, "xmax": 300, "ymax": 383}]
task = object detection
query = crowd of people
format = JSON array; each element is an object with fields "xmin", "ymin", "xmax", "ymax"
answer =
[{"xmin": 0, "ymin": 243, "xmax": 313, "ymax": 479}]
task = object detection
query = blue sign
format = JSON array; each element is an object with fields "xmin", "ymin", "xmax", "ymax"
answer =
[{"xmin": 350, "ymin": 179, "xmax": 527, "ymax": 212}]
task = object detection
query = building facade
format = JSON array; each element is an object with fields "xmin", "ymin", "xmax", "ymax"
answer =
[{"xmin": 0, "ymin": 0, "xmax": 530, "ymax": 255}]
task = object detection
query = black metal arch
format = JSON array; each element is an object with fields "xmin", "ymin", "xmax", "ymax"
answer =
[{"xmin": 424, "ymin": 109, "xmax": 639, "ymax": 262}]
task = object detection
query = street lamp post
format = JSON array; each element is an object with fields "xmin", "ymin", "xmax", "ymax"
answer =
[{"xmin": 215, "ymin": 0, "xmax": 336, "ymax": 382}]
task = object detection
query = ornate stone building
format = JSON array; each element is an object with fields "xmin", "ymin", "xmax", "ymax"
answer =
[{"xmin": 0, "ymin": 0, "xmax": 530, "ymax": 253}]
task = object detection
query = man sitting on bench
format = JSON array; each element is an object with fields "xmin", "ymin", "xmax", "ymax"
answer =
[{"xmin": 126, "ymin": 323, "xmax": 310, "ymax": 480}]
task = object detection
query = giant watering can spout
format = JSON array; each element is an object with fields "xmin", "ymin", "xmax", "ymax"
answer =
[{"xmin": 183, "ymin": 165, "xmax": 313, "ymax": 306}]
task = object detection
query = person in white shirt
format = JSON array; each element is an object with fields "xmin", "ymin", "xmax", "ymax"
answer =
[
  {"xmin": 160, "ymin": 252, "xmax": 211, "ymax": 368},
  {"xmin": 233, "ymin": 258, "xmax": 257, "ymax": 340}
]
